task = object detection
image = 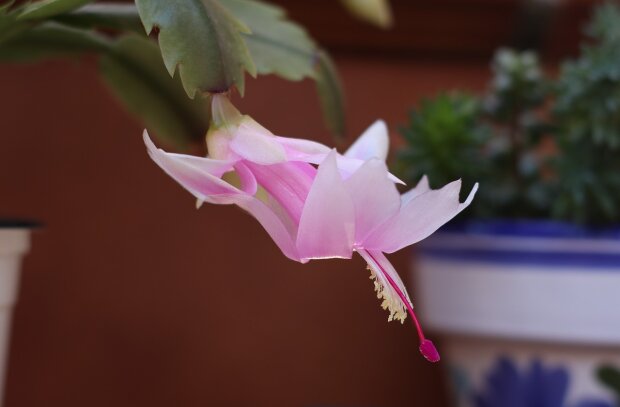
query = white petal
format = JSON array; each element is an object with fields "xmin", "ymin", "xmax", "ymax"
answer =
[
  {"xmin": 144, "ymin": 131, "xmax": 238, "ymax": 204},
  {"xmin": 365, "ymin": 181, "xmax": 478, "ymax": 253},
  {"xmin": 344, "ymin": 159, "xmax": 400, "ymax": 244},
  {"xmin": 233, "ymin": 194, "xmax": 300, "ymax": 262},
  {"xmin": 274, "ymin": 136, "xmax": 331, "ymax": 160},
  {"xmin": 297, "ymin": 151, "xmax": 355, "ymax": 260},
  {"xmin": 400, "ymin": 175, "xmax": 431, "ymax": 205},
  {"xmin": 230, "ymin": 121, "xmax": 287, "ymax": 165},
  {"xmin": 145, "ymin": 131, "xmax": 232, "ymax": 177},
  {"xmin": 345, "ymin": 120, "xmax": 389, "ymax": 161},
  {"xmin": 301, "ymin": 152, "xmax": 405, "ymax": 185}
]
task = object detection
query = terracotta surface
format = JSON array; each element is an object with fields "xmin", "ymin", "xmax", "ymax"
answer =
[
  {"xmin": 0, "ymin": 54, "xmax": 495, "ymax": 407},
  {"xmin": 271, "ymin": 0, "xmax": 595, "ymax": 59}
]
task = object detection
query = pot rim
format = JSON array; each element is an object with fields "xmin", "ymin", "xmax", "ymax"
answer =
[
  {"xmin": 419, "ymin": 219, "xmax": 620, "ymax": 269},
  {"xmin": 0, "ymin": 219, "xmax": 41, "ymax": 229},
  {"xmin": 439, "ymin": 219, "xmax": 620, "ymax": 239}
]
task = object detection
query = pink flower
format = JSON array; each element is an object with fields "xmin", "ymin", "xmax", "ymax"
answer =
[
  {"xmin": 144, "ymin": 95, "xmax": 477, "ymax": 362},
  {"xmin": 144, "ymin": 95, "xmax": 390, "ymax": 261},
  {"xmin": 300, "ymin": 151, "xmax": 477, "ymax": 362}
]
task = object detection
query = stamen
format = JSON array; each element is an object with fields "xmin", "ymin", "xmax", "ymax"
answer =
[{"xmin": 366, "ymin": 251, "xmax": 440, "ymax": 363}]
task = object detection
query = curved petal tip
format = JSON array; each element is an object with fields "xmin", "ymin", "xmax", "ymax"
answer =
[
  {"xmin": 464, "ymin": 182, "xmax": 479, "ymax": 205},
  {"xmin": 345, "ymin": 120, "xmax": 389, "ymax": 161},
  {"xmin": 143, "ymin": 130, "xmax": 161, "ymax": 158}
]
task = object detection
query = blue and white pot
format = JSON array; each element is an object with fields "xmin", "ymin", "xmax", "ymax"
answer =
[{"xmin": 414, "ymin": 220, "xmax": 620, "ymax": 407}]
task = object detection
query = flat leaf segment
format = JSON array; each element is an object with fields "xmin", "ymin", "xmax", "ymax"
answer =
[{"xmin": 136, "ymin": 0, "xmax": 256, "ymax": 98}]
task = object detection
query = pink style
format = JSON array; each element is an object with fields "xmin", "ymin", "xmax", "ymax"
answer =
[{"xmin": 144, "ymin": 95, "xmax": 478, "ymax": 362}]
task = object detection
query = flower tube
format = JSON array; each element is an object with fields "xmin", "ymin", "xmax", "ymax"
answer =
[{"xmin": 144, "ymin": 95, "xmax": 477, "ymax": 362}]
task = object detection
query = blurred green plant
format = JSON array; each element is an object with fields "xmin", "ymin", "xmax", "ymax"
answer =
[
  {"xmin": 551, "ymin": 2, "xmax": 620, "ymax": 224},
  {"xmin": 597, "ymin": 365, "xmax": 620, "ymax": 404},
  {"xmin": 396, "ymin": 2, "xmax": 620, "ymax": 225},
  {"xmin": 396, "ymin": 93, "xmax": 490, "ymax": 204},
  {"xmin": 0, "ymin": 0, "xmax": 384, "ymax": 147}
]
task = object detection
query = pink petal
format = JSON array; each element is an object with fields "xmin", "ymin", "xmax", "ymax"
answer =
[
  {"xmin": 145, "ymin": 131, "xmax": 233, "ymax": 177},
  {"xmin": 365, "ymin": 180, "xmax": 478, "ymax": 253},
  {"xmin": 144, "ymin": 132, "xmax": 239, "ymax": 204},
  {"xmin": 297, "ymin": 151, "xmax": 355, "ymax": 260},
  {"xmin": 233, "ymin": 194, "xmax": 300, "ymax": 262},
  {"xmin": 244, "ymin": 161, "xmax": 316, "ymax": 223},
  {"xmin": 400, "ymin": 175, "xmax": 431, "ymax": 205},
  {"xmin": 233, "ymin": 162, "xmax": 258, "ymax": 195},
  {"xmin": 345, "ymin": 120, "xmax": 389, "ymax": 161},
  {"xmin": 344, "ymin": 159, "xmax": 400, "ymax": 244},
  {"xmin": 299, "ymin": 152, "xmax": 362, "ymax": 176},
  {"xmin": 300, "ymin": 152, "xmax": 405, "ymax": 185},
  {"xmin": 275, "ymin": 136, "xmax": 331, "ymax": 161},
  {"xmin": 229, "ymin": 121, "xmax": 287, "ymax": 165},
  {"xmin": 210, "ymin": 96, "xmax": 287, "ymax": 165}
]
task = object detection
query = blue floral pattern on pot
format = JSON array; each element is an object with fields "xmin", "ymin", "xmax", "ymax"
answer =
[{"xmin": 473, "ymin": 358, "xmax": 616, "ymax": 407}]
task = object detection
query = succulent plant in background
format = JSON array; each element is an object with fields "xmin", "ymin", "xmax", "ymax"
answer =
[
  {"xmin": 396, "ymin": 1, "xmax": 620, "ymax": 226},
  {"xmin": 552, "ymin": 2, "xmax": 620, "ymax": 224},
  {"xmin": 390, "ymin": 2, "xmax": 620, "ymax": 404},
  {"xmin": 597, "ymin": 365, "xmax": 620, "ymax": 406}
]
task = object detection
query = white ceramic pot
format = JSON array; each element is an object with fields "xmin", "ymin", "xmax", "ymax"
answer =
[
  {"xmin": 414, "ymin": 221, "xmax": 620, "ymax": 407},
  {"xmin": 0, "ymin": 226, "xmax": 31, "ymax": 404}
]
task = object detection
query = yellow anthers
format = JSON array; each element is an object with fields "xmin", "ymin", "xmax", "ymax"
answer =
[{"xmin": 367, "ymin": 265, "xmax": 407, "ymax": 324}]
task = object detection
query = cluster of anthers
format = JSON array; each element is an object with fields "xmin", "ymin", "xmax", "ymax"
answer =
[{"xmin": 368, "ymin": 265, "xmax": 408, "ymax": 324}]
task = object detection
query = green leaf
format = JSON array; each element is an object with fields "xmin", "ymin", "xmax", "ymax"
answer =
[
  {"xmin": 54, "ymin": 3, "xmax": 144, "ymax": 33},
  {"xmin": 220, "ymin": 0, "xmax": 346, "ymax": 138},
  {"xmin": 0, "ymin": 2, "xmax": 15, "ymax": 13},
  {"xmin": 340, "ymin": 0, "xmax": 392, "ymax": 28},
  {"xmin": 135, "ymin": 0, "xmax": 256, "ymax": 98},
  {"xmin": 100, "ymin": 35, "xmax": 210, "ymax": 148},
  {"xmin": 18, "ymin": 0, "xmax": 93, "ymax": 21},
  {"xmin": 0, "ymin": 22, "xmax": 110, "ymax": 61},
  {"xmin": 0, "ymin": 3, "xmax": 31, "ymax": 44},
  {"xmin": 597, "ymin": 365, "xmax": 620, "ymax": 400},
  {"xmin": 313, "ymin": 50, "xmax": 346, "ymax": 138},
  {"xmin": 219, "ymin": 0, "xmax": 316, "ymax": 81}
]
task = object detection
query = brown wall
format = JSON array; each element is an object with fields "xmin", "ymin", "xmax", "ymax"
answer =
[
  {"xmin": 0, "ymin": 2, "xmax": 590, "ymax": 405},
  {"xmin": 0, "ymin": 55, "xmax": 491, "ymax": 407}
]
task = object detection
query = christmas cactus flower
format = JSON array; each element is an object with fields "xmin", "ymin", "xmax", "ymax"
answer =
[
  {"xmin": 299, "ymin": 151, "xmax": 477, "ymax": 362},
  {"xmin": 144, "ymin": 95, "xmax": 477, "ymax": 362},
  {"xmin": 144, "ymin": 95, "xmax": 393, "ymax": 260}
]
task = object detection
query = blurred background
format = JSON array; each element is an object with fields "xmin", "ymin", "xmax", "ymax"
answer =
[{"xmin": 0, "ymin": 0, "xmax": 598, "ymax": 406}]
